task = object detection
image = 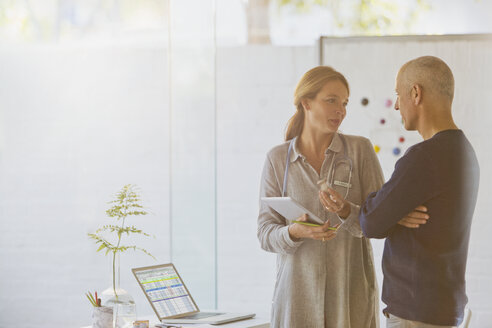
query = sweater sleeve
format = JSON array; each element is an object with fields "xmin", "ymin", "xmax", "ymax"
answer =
[
  {"xmin": 359, "ymin": 146, "xmax": 439, "ymax": 238},
  {"xmin": 257, "ymin": 154, "xmax": 304, "ymax": 254},
  {"xmin": 338, "ymin": 138, "xmax": 385, "ymax": 237}
]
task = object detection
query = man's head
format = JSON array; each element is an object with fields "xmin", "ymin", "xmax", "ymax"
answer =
[{"xmin": 395, "ymin": 56, "xmax": 455, "ymax": 131}]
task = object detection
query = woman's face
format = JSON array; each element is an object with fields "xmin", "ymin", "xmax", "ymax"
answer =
[{"xmin": 304, "ymin": 80, "xmax": 349, "ymax": 135}]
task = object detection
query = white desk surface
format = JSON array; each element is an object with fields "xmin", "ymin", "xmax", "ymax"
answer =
[{"xmin": 82, "ymin": 315, "xmax": 270, "ymax": 328}]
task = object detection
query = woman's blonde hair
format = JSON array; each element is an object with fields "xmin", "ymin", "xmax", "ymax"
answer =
[{"xmin": 285, "ymin": 66, "xmax": 349, "ymax": 141}]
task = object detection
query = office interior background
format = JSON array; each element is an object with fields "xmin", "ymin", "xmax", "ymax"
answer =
[{"xmin": 0, "ymin": 0, "xmax": 491, "ymax": 327}]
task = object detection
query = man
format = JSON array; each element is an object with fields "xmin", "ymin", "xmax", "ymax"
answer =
[{"xmin": 359, "ymin": 56, "xmax": 480, "ymax": 327}]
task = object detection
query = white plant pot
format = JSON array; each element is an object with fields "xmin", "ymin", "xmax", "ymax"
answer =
[{"xmin": 92, "ymin": 306, "xmax": 113, "ymax": 328}]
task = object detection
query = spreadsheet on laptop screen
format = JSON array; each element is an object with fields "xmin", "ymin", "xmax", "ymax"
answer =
[{"xmin": 135, "ymin": 266, "xmax": 198, "ymax": 317}]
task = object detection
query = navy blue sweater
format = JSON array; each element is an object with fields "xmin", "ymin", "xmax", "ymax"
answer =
[{"xmin": 359, "ymin": 130, "xmax": 479, "ymax": 326}]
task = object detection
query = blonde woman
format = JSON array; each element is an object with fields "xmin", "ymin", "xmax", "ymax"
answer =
[{"xmin": 257, "ymin": 66, "xmax": 384, "ymax": 327}]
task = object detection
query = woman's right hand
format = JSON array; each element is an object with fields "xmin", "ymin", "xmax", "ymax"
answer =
[{"xmin": 288, "ymin": 214, "xmax": 339, "ymax": 242}]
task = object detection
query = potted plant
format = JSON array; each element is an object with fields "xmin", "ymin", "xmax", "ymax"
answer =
[{"xmin": 88, "ymin": 184, "xmax": 155, "ymax": 324}]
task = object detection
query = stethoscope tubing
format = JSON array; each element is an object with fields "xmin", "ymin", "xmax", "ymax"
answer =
[{"xmin": 282, "ymin": 133, "xmax": 353, "ymax": 197}]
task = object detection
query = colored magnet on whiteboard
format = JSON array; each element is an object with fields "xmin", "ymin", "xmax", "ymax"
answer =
[
  {"xmin": 374, "ymin": 145, "xmax": 381, "ymax": 153},
  {"xmin": 361, "ymin": 98, "xmax": 369, "ymax": 106},
  {"xmin": 380, "ymin": 118, "xmax": 386, "ymax": 125},
  {"xmin": 399, "ymin": 136, "xmax": 405, "ymax": 143},
  {"xmin": 385, "ymin": 99, "xmax": 393, "ymax": 108},
  {"xmin": 393, "ymin": 147, "xmax": 401, "ymax": 156}
]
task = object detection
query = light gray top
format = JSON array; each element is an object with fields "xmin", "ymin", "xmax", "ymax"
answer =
[{"xmin": 258, "ymin": 132, "xmax": 384, "ymax": 328}]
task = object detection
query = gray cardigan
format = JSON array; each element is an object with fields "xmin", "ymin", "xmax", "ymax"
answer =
[{"xmin": 258, "ymin": 133, "xmax": 384, "ymax": 328}]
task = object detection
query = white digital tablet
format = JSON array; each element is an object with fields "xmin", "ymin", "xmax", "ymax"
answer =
[{"xmin": 261, "ymin": 196, "xmax": 324, "ymax": 225}]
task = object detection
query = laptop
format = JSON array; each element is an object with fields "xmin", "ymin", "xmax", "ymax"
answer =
[{"xmin": 132, "ymin": 263, "xmax": 256, "ymax": 325}]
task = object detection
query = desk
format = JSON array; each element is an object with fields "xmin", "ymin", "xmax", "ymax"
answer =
[{"xmin": 82, "ymin": 315, "xmax": 270, "ymax": 328}]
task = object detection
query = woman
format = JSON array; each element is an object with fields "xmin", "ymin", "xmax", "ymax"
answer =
[{"xmin": 257, "ymin": 66, "xmax": 384, "ymax": 328}]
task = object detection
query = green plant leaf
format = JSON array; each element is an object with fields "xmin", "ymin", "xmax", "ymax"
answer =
[
  {"xmin": 88, "ymin": 184, "xmax": 155, "ymax": 291},
  {"xmin": 136, "ymin": 246, "xmax": 157, "ymax": 260}
]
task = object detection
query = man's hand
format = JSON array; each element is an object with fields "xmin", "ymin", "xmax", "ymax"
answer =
[{"xmin": 398, "ymin": 205, "xmax": 429, "ymax": 228}]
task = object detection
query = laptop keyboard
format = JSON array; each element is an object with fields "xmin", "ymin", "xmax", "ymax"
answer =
[{"xmin": 181, "ymin": 312, "xmax": 225, "ymax": 319}]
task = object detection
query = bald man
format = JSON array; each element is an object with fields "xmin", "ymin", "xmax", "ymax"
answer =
[{"xmin": 359, "ymin": 56, "xmax": 480, "ymax": 328}]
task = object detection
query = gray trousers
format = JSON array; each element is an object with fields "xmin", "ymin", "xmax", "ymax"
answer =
[{"xmin": 385, "ymin": 313, "xmax": 457, "ymax": 328}]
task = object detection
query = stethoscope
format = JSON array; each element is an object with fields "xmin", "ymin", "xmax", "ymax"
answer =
[{"xmin": 282, "ymin": 133, "xmax": 353, "ymax": 199}]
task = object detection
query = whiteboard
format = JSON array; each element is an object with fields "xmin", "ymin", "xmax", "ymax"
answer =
[{"xmin": 320, "ymin": 34, "xmax": 492, "ymax": 179}]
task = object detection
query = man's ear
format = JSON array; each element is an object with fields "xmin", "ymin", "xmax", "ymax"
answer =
[
  {"xmin": 301, "ymin": 99, "xmax": 310, "ymax": 111},
  {"xmin": 412, "ymin": 84, "xmax": 423, "ymax": 105}
]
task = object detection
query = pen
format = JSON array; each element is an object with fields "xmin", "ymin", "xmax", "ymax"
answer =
[
  {"xmin": 95, "ymin": 291, "xmax": 101, "ymax": 307},
  {"xmin": 292, "ymin": 220, "xmax": 337, "ymax": 230}
]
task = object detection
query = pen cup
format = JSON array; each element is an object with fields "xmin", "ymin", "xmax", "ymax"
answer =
[{"xmin": 92, "ymin": 306, "xmax": 113, "ymax": 328}]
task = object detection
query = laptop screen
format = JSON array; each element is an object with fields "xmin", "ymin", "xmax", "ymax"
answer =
[{"xmin": 133, "ymin": 264, "xmax": 199, "ymax": 319}]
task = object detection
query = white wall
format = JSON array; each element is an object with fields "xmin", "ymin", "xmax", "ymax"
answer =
[{"xmin": 0, "ymin": 44, "xmax": 171, "ymax": 327}]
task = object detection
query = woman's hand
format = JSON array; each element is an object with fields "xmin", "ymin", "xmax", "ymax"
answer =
[
  {"xmin": 288, "ymin": 214, "xmax": 339, "ymax": 242},
  {"xmin": 319, "ymin": 188, "xmax": 351, "ymax": 219},
  {"xmin": 398, "ymin": 205, "xmax": 429, "ymax": 228}
]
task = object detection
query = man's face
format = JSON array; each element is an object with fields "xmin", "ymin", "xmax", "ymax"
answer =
[{"xmin": 395, "ymin": 72, "xmax": 417, "ymax": 131}]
